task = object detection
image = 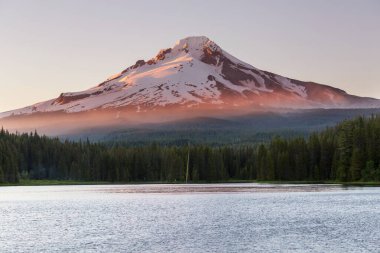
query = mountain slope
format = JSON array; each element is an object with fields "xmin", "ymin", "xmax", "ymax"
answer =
[{"xmin": 1, "ymin": 36, "xmax": 379, "ymax": 118}]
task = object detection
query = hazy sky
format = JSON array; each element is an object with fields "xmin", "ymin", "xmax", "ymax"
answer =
[{"xmin": 0, "ymin": 0, "xmax": 379, "ymax": 112}]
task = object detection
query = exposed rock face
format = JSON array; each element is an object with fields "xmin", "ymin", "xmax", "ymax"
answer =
[
  {"xmin": 54, "ymin": 93, "xmax": 91, "ymax": 105},
  {"xmin": 1, "ymin": 36, "xmax": 379, "ymax": 118}
]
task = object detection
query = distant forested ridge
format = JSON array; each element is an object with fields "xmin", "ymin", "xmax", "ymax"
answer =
[{"xmin": 1, "ymin": 115, "xmax": 380, "ymax": 184}]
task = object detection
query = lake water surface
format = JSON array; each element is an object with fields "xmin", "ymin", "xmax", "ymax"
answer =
[{"xmin": 1, "ymin": 184, "xmax": 379, "ymax": 252}]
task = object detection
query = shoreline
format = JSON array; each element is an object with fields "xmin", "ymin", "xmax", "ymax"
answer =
[{"xmin": 1, "ymin": 179, "xmax": 379, "ymax": 187}]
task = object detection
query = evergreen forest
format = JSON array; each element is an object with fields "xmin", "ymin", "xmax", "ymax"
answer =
[{"xmin": 1, "ymin": 116, "xmax": 380, "ymax": 184}]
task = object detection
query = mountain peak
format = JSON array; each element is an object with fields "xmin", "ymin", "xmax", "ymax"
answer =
[
  {"xmin": 148, "ymin": 36, "xmax": 220, "ymax": 62},
  {"xmin": 173, "ymin": 36, "xmax": 213, "ymax": 49},
  {"xmin": 121, "ymin": 36, "xmax": 222, "ymax": 74},
  {"xmin": 156, "ymin": 36, "xmax": 222, "ymax": 59},
  {"xmin": 1, "ymin": 36, "xmax": 379, "ymax": 118}
]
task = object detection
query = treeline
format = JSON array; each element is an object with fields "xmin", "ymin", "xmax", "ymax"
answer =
[{"xmin": 1, "ymin": 115, "xmax": 380, "ymax": 184}]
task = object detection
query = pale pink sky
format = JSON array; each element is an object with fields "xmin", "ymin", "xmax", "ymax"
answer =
[{"xmin": 0, "ymin": 0, "xmax": 379, "ymax": 112}]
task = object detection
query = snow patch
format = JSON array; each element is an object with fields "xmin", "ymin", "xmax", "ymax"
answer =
[{"xmin": 275, "ymin": 75, "xmax": 307, "ymax": 98}]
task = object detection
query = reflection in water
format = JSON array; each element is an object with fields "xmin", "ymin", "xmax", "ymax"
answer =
[{"xmin": 1, "ymin": 184, "xmax": 379, "ymax": 252}]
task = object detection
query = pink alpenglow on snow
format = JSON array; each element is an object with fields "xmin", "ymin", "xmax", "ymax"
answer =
[{"xmin": 1, "ymin": 36, "xmax": 379, "ymax": 119}]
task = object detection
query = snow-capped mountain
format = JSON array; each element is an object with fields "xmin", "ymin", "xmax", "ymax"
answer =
[{"xmin": 1, "ymin": 36, "xmax": 379, "ymax": 118}]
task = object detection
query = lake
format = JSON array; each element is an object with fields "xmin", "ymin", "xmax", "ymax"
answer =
[{"xmin": 1, "ymin": 184, "xmax": 379, "ymax": 252}]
